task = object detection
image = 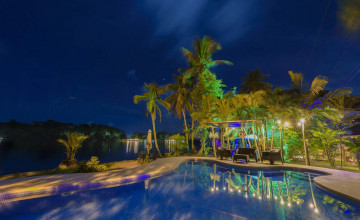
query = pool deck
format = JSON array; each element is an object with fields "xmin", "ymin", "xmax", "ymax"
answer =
[{"xmin": 0, "ymin": 156, "xmax": 360, "ymax": 203}]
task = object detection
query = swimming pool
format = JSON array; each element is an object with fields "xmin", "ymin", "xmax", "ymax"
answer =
[{"xmin": 0, "ymin": 161, "xmax": 359, "ymax": 219}]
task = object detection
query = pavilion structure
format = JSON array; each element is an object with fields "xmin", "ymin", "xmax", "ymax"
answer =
[{"xmin": 202, "ymin": 119, "xmax": 284, "ymax": 161}]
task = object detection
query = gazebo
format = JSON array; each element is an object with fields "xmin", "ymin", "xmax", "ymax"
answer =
[{"xmin": 202, "ymin": 119, "xmax": 284, "ymax": 161}]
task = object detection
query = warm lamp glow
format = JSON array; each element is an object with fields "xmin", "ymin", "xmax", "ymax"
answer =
[
  {"xmin": 297, "ymin": 122, "xmax": 301, "ymax": 126},
  {"xmin": 284, "ymin": 122, "xmax": 289, "ymax": 127},
  {"xmin": 300, "ymin": 118, "xmax": 305, "ymax": 123},
  {"xmin": 277, "ymin": 120, "xmax": 281, "ymax": 124}
]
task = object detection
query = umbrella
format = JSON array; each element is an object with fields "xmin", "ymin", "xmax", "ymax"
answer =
[{"xmin": 145, "ymin": 129, "xmax": 152, "ymax": 153}]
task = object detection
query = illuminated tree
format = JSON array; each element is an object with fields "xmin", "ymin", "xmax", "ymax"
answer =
[
  {"xmin": 134, "ymin": 83, "xmax": 170, "ymax": 156},
  {"xmin": 57, "ymin": 132, "xmax": 88, "ymax": 163},
  {"xmin": 165, "ymin": 74, "xmax": 192, "ymax": 151}
]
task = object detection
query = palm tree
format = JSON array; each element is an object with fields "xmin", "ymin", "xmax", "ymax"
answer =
[
  {"xmin": 240, "ymin": 68, "xmax": 273, "ymax": 93},
  {"xmin": 180, "ymin": 36, "xmax": 233, "ymax": 84},
  {"xmin": 165, "ymin": 74, "xmax": 192, "ymax": 151},
  {"xmin": 57, "ymin": 132, "xmax": 88, "ymax": 162},
  {"xmin": 134, "ymin": 83, "xmax": 170, "ymax": 156}
]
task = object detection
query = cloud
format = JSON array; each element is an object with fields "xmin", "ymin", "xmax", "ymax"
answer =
[
  {"xmin": 127, "ymin": 69, "xmax": 137, "ymax": 81},
  {"xmin": 138, "ymin": 0, "xmax": 263, "ymax": 51}
]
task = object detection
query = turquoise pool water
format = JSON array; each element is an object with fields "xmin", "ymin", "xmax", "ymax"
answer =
[{"xmin": 0, "ymin": 161, "xmax": 359, "ymax": 219}]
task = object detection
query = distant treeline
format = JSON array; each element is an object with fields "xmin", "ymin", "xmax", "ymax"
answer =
[
  {"xmin": 0, "ymin": 120, "xmax": 127, "ymax": 157},
  {"xmin": 129, "ymin": 131, "xmax": 175, "ymax": 139},
  {"xmin": 0, "ymin": 120, "xmax": 178, "ymax": 158}
]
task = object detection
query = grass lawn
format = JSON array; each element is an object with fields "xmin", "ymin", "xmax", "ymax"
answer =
[{"xmin": 290, "ymin": 159, "xmax": 360, "ymax": 173}]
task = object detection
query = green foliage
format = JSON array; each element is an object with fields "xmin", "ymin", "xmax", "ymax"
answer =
[
  {"xmin": 202, "ymin": 145, "xmax": 211, "ymax": 157},
  {"xmin": 77, "ymin": 156, "xmax": 107, "ymax": 172},
  {"xmin": 240, "ymin": 68, "xmax": 272, "ymax": 93},
  {"xmin": 283, "ymin": 128, "xmax": 303, "ymax": 161},
  {"xmin": 137, "ymin": 155, "xmax": 153, "ymax": 165},
  {"xmin": 57, "ymin": 132, "xmax": 89, "ymax": 161},
  {"xmin": 169, "ymin": 133, "xmax": 188, "ymax": 156},
  {"xmin": 309, "ymin": 122, "xmax": 341, "ymax": 168}
]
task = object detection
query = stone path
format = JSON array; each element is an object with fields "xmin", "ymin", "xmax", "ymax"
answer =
[{"xmin": 0, "ymin": 157, "xmax": 359, "ymax": 203}]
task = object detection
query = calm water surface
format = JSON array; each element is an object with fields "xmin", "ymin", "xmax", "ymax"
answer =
[
  {"xmin": 0, "ymin": 140, "xmax": 190, "ymax": 175},
  {"xmin": 0, "ymin": 161, "xmax": 359, "ymax": 219}
]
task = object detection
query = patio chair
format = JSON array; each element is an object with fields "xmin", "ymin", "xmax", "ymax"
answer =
[
  {"xmin": 236, "ymin": 148, "xmax": 258, "ymax": 162},
  {"xmin": 216, "ymin": 147, "xmax": 232, "ymax": 160},
  {"xmin": 261, "ymin": 149, "xmax": 283, "ymax": 165}
]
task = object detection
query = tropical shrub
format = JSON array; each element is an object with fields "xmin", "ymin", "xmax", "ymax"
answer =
[
  {"xmin": 283, "ymin": 128, "xmax": 303, "ymax": 161},
  {"xmin": 77, "ymin": 156, "xmax": 107, "ymax": 172},
  {"xmin": 169, "ymin": 133, "xmax": 188, "ymax": 156},
  {"xmin": 137, "ymin": 155, "xmax": 153, "ymax": 165}
]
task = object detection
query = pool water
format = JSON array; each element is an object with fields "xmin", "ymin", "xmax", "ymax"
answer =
[{"xmin": 0, "ymin": 161, "xmax": 359, "ymax": 219}]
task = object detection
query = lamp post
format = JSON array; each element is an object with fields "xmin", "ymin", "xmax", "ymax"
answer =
[{"xmin": 299, "ymin": 119, "xmax": 310, "ymax": 166}]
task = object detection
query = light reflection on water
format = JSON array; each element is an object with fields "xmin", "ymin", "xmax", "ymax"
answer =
[
  {"xmin": 0, "ymin": 161, "xmax": 359, "ymax": 219},
  {"xmin": 0, "ymin": 139, "xmax": 186, "ymax": 175}
]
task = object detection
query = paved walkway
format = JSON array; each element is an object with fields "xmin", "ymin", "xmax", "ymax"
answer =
[{"xmin": 0, "ymin": 157, "xmax": 360, "ymax": 203}]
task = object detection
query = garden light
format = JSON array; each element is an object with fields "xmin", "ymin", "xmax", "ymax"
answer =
[
  {"xmin": 300, "ymin": 118, "xmax": 305, "ymax": 123},
  {"xmin": 284, "ymin": 122, "xmax": 289, "ymax": 127}
]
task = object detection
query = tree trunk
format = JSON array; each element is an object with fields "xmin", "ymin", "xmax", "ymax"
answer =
[
  {"xmin": 151, "ymin": 116, "xmax": 162, "ymax": 156},
  {"xmin": 226, "ymin": 127, "xmax": 230, "ymax": 149},
  {"xmin": 211, "ymin": 127, "xmax": 217, "ymax": 158},
  {"xmin": 252, "ymin": 122, "xmax": 261, "ymax": 161},
  {"xmin": 182, "ymin": 109, "xmax": 189, "ymax": 152},
  {"xmin": 340, "ymin": 136, "xmax": 343, "ymax": 170},
  {"xmin": 280, "ymin": 126, "xmax": 284, "ymax": 163},
  {"xmin": 264, "ymin": 121, "xmax": 268, "ymax": 151},
  {"xmin": 191, "ymin": 119, "xmax": 196, "ymax": 153},
  {"xmin": 302, "ymin": 123, "xmax": 310, "ymax": 166},
  {"xmin": 271, "ymin": 127, "xmax": 274, "ymax": 150}
]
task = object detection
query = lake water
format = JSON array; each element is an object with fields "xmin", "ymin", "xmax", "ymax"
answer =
[{"xmin": 0, "ymin": 140, "xmax": 199, "ymax": 175}]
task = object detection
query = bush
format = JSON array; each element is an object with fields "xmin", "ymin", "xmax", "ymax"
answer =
[
  {"xmin": 137, "ymin": 155, "xmax": 153, "ymax": 165},
  {"xmin": 77, "ymin": 156, "xmax": 107, "ymax": 172}
]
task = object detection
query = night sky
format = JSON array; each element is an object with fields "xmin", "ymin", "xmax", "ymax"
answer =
[{"xmin": 1, "ymin": 0, "xmax": 360, "ymax": 134}]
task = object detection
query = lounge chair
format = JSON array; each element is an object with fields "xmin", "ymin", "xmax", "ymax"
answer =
[
  {"xmin": 235, "ymin": 148, "xmax": 258, "ymax": 162},
  {"xmin": 216, "ymin": 147, "xmax": 232, "ymax": 160},
  {"xmin": 261, "ymin": 149, "xmax": 283, "ymax": 165}
]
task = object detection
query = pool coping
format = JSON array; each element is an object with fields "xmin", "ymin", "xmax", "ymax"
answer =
[{"xmin": 0, "ymin": 156, "xmax": 360, "ymax": 203}]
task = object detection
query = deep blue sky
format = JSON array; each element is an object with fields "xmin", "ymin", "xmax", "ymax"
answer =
[{"xmin": 0, "ymin": 0, "xmax": 359, "ymax": 134}]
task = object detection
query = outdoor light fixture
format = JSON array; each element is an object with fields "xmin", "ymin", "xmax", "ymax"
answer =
[
  {"xmin": 252, "ymin": 193, "xmax": 255, "ymax": 196},
  {"xmin": 258, "ymin": 196, "xmax": 261, "ymax": 200},
  {"xmin": 274, "ymin": 196, "xmax": 278, "ymax": 200},
  {"xmin": 216, "ymin": 187, "xmax": 219, "ymax": 191},
  {"xmin": 277, "ymin": 120, "xmax": 281, "ymax": 124},
  {"xmin": 280, "ymin": 200, "xmax": 284, "ymax": 205},
  {"xmin": 300, "ymin": 118, "xmax": 305, "ymax": 123},
  {"xmin": 211, "ymin": 188, "xmax": 214, "ymax": 192},
  {"xmin": 309, "ymin": 203, "xmax": 314, "ymax": 208},
  {"xmin": 238, "ymin": 190, "xmax": 241, "ymax": 193},
  {"xmin": 315, "ymin": 208, "xmax": 319, "ymax": 213},
  {"xmin": 297, "ymin": 122, "xmax": 301, "ymax": 126},
  {"xmin": 284, "ymin": 122, "xmax": 290, "ymax": 127},
  {"xmin": 245, "ymin": 194, "xmax": 248, "ymax": 198},
  {"xmin": 287, "ymin": 203, "xmax": 291, "ymax": 207},
  {"xmin": 223, "ymin": 187, "xmax": 226, "ymax": 190},
  {"xmin": 296, "ymin": 201, "xmax": 300, "ymax": 204}
]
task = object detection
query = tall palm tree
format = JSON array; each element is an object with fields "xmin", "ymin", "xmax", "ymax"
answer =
[
  {"xmin": 165, "ymin": 74, "xmax": 192, "ymax": 151},
  {"xmin": 180, "ymin": 36, "xmax": 233, "ymax": 84},
  {"xmin": 134, "ymin": 83, "xmax": 170, "ymax": 156},
  {"xmin": 240, "ymin": 68, "xmax": 273, "ymax": 93},
  {"xmin": 57, "ymin": 132, "xmax": 88, "ymax": 162}
]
